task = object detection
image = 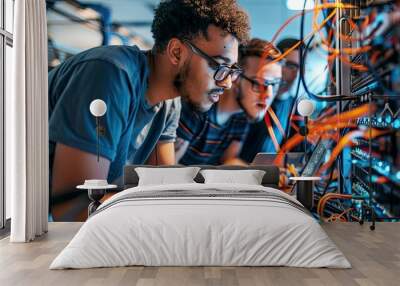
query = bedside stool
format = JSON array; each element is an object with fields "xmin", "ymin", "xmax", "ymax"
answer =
[
  {"xmin": 76, "ymin": 183, "xmax": 117, "ymax": 216},
  {"xmin": 289, "ymin": 177, "xmax": 321, "ymax": 210}
]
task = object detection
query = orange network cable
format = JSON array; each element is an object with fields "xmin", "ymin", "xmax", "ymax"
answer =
[
  {"xmin": 258, "ymin": 0, "xmax": 373, "ymax": 84},
  {"xmin": 318, "ymin": 130, "xmax": 364, "ymax": 173},
  {"xmin": 258, "ymin": 4, "xmax": 340, "ymax": 77},
  {"xmin": 318, "ymin": 128, "xmax": 389, "ymax": 174},
  {"xmin": 374, "ymin": 176, "xmax": 389, "ymax": 184},
  {"xmin": 317, "ymin": 193, "xmax": 352, "ymax": 217},
  {"xmin": 312, "ymin": 1, "xmax": 373, "ymax": 73},
  {"xmin": 317, "ymin": 0, "xmax": 376, "ymax": 42},
  {"xmin": 273, "ymin": 103, "xmax": 376, "ymax": 167},
  {"xmin": 315, "ymin": 106, "xmax": 386, "ymax": 173},
  {"xmin": 256, "ymin": 2, "xmax": 365, "ymax": 94},
  {"xmin": 323, "ymin": 45, "xmax": 372, "ymax": 56},
  {"xmin": 327, "ymin": 208, "xmax": 354, "ymax": 222},
  {"xmin": 290, "ymin": 122, "xmax": 300, "ymax": 133},
  {"xmin": 270, "ymin": 1, "xmax": 357, "ymax": 44},
  {"xmin": 259, "ymin": 8, "xmax": 370, "ymax": 89},
  {"xmin": 273, "ymin": 1, "xmax": 357, "ymax": 49},
  {"xmin": 264, "ymin": 111, "xmax": 280, "ymax": 152},
  {"xmin": 258, "ymin": 2, "xmax": 378, "ymax": 166},
  {"xmin": 315, "ymin": 2, "xmax": 371, "ymax": 43},
  {"xmin": 291, "ymin": 114, "xmax": 304, "ymax": 122},
  {"xmin": 272, "ymin": 9, "xmax": 336, "ymax": 65},
  {"xmin": 262, "ymin": 107, "xmax": 287, "ymax": 153},
  {"xmin": 370, "ymin": 50, "xmax": 381, "ymax": 65},
  {"xmin": 318, "ymin": 103, "xmax": 375, "ymax": 125}
]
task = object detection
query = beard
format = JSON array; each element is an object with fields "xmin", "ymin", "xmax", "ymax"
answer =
[{"xmin": 173, "ymin": 62, "xmax": 205, "ymax": 112}]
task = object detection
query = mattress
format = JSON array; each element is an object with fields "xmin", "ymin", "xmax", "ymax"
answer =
[{"xmin": 50, "ymin": 183, "xmax": 351, "ymax": 269}]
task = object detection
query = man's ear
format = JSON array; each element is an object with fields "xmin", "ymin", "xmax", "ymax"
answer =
[{"xmin": 166, "ymin": 38, "xmax": 186, "ymax": 66}]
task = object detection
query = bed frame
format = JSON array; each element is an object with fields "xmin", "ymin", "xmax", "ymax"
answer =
[
  {"xmin": 123, "ymin": 165, "xmax": 280, "ymax": 189},
  {"xmin": 85, "ymin": 165, "xmax": 280, "ymax": 216}
]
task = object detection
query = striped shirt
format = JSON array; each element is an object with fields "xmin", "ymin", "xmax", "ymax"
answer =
[{"xmin": 177, "ymin": 102, "xmax": 249, "ymax": 165}]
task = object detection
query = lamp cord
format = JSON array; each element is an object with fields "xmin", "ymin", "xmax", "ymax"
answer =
[
  {"xmin": 96, "ymin": 116, "xmax": 99, "ymax": 162},
  {"xmin": 304, "ymin": 116, "xmax": 309, "ymax": 162}
]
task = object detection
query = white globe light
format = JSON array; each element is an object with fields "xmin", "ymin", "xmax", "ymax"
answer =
[
  {"xmin": 89, "ymin": 99, "xmax": 107, "ymax": 117},
  {"xmin": 297, "ymin": 99, "xmax": 315, "ymax": 117}
]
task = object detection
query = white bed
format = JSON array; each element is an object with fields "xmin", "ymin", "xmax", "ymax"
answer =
[{"xmin": 50, "ymin": 183, "xmax": 351, "ymax": 269}]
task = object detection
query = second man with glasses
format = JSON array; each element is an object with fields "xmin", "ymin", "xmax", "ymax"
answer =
[
  {"xmin": 239, "ymin": 38, "xmax": 304, "ymax": 163},
  {"xmin": 175, "ymin": 38, "xmax": 283, "ymax": 165}
]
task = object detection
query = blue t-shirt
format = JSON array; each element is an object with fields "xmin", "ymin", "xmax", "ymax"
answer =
[{"xmin": 48, "ymin": 45, "xmax": 181, "ymax": 184}]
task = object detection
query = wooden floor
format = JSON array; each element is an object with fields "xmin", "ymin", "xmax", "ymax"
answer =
[{"xmin": 0, "ymin": 222, "xmax": 399, "ymax": 286}]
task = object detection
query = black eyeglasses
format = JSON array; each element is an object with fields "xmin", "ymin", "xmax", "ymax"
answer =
[
  {"xmin": 182, "ymin": 39, "xmax": 243, "ymax": 82},
  {"xmin": 240, "ymin": 74, "xmax": 283, "ymax": 95}
]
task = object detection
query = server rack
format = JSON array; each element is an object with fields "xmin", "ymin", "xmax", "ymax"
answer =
[{"xmin": 343, "ymin": 0, "xmax": 400, "ymax": 221}]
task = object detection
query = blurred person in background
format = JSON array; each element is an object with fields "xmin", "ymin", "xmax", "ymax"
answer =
[{"xmin": 239, "ymin": 38, "xmax": 302, "ymax": 163}]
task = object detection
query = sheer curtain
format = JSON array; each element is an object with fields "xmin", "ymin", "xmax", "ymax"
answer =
[{"xmin": 7, "ymin": 0, "xmax": 48, "ymax": 242}]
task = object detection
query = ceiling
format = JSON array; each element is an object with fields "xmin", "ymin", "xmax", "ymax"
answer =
[{"xmin": 47, "ymin": 0, "xmax": 316, "ymax": 52}]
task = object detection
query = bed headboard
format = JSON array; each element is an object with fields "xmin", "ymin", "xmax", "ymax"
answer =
[{"xmin": 123, "ymin": 165, "xmax": 280, "ymax": 189}]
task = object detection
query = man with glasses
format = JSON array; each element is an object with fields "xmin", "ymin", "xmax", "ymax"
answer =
[
  {"xmin": 48, "ymin": 0, "xmax": 250, "ymax": 221},
  {"xmin": 175, "ymin": 38, "xmax": 282, "ymax": 165},
  {"xmin": 239, "ymin": 38, "xmax": 303, "ymax": 162}
]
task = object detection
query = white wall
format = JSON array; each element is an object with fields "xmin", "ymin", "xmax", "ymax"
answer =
[{"xmin": 239, "ymin": 0, "xmax": 319, "ymax": 42}]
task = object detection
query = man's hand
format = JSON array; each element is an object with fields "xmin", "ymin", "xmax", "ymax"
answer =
[{"xmin": 223, "ymin": 157, "xmax": 248, "ymax": 166}]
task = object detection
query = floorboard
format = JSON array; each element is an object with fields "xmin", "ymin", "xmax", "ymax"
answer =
[{"xmin": 0, "ymin": 222, "xmax": 399, "ymax": 286}]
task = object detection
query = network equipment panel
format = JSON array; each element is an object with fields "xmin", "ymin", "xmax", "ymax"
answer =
[{"xmin": 348, "ymin": 0, "xmax": 400, "ymax": 220}]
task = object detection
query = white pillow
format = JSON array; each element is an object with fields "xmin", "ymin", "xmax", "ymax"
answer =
[
  {"xmin": 135, "ymin": 167, "xmax": 200, "ymax": 186},
  {"xmin": 200, "ymin": 169, "xmax": 266, "ymax": 185}
]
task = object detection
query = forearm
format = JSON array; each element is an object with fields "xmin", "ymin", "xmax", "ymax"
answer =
[
  {"xmin": 146, "ymin": 142, "xmax": 176, "ymax": 165},
  {"xmin": 51, "ymin": 143, "xmax": 110, "ymax": 196}
]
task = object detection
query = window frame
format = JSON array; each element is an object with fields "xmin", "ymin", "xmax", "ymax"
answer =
[{"xmin": 0, "ymin": 0, "xmax": 13, "ymax": 230}]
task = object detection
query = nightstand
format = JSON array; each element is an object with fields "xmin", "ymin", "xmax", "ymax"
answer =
[
  {"xmin": 77, "ymin": 181, "xmax": 117, "ymax": 216},
  {"xmin": 289, "ymin": 176, "xmax": 321, "ymax": 210}
]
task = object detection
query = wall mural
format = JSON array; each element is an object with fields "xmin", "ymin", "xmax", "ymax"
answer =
[{"xmin": 46, "ymin": 0, "xmax": 400, "ymax": 226}]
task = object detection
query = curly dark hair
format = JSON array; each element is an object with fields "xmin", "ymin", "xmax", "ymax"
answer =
[
  {"xmin": 238, "ymin": 38, "xmax": 281, "ymax": 66},
  {"xmin": 151, "ymin": 0, "xmax": 250, "ymax": 52}
]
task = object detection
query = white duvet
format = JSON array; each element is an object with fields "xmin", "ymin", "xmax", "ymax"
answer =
[{"xmin": 50, "ymin": 183, "xmax": 351, "ymax": 269}]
